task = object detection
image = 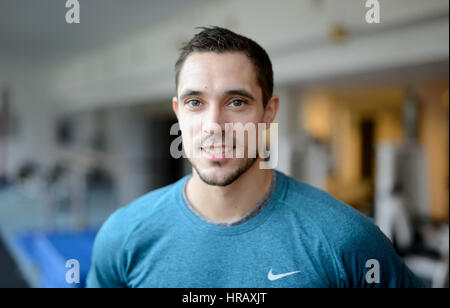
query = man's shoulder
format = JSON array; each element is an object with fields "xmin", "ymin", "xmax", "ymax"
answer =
[
  {"xmin": 278, "ymin": 175, "xmax": 424, "ymax": 288},
  {"xmin": 277, "ymin": 171, "xmax": 363, "ymax": 217},
  {"xmin": 120, "ymin": 177, "xmax": 185, "ymax": 218},
  {"xmin": 278, "ymin": 172, "xmax": 397, "ymax": 273},
  {"xmin": 277, "ymin": 171, "xmax": 380, "ymax": 243},
  {"xmin": 94, "ymin": 176, "xmax": 187, "ymax": 244}
]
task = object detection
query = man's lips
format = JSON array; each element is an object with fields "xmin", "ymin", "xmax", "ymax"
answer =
[
  {"xmin": 202, "ymin": 144, "xmax": 232, "ymax": 148},
  {"xmin": 200, "ymin": 145, "xmax": 235, "ymax": 161}
]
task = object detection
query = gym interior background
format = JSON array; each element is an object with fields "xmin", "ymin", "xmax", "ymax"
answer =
[{"xmin": 0, "ymin": 0, "xmax": 448, "ymax": 288}]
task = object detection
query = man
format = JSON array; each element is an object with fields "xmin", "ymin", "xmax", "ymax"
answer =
[{"xmin": 87, "ymin": 26, "xmax": 424, "ymax": 288}]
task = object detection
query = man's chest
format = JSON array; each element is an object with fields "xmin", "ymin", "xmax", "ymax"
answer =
[{"xmin": 125, "ymin": 233, "xmax": 331, "ymax": 288}]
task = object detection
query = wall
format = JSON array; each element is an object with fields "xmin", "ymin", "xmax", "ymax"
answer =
[{"xmin": 50, "ymin": 0, "xmax": 449, "ymax": 111}]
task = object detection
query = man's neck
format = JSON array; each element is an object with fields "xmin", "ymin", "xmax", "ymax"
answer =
[{"xmin": 185, "ymin": 161, "xmax": 273, "ymax": 223}]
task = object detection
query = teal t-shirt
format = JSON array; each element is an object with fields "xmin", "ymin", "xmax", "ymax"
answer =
[{"xmin": 86, "ymin": 170, "xmax": 424, "ymax": 288}]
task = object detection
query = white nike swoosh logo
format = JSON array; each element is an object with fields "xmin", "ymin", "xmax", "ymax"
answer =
[{"xmin": 267, "ymin": 268, "xmax": 301, "ymax": 281}]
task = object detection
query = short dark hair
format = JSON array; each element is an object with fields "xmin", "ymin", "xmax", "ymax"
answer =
[{"xmin": 175, "ymin": 26, "xmax": 273, "ymax": 107}]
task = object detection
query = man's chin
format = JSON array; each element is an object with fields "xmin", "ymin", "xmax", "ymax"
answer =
[
  {"xmin": 195, "ymin": 167, "xmax": 239, "ymax": 187},
  {"xmin": 190, "ymin": 158, "xmax": 257, "ymax": 187}
]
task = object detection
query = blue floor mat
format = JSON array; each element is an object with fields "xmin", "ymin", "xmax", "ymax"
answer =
[{"xmin": 15, "ymin": 229, "xmax": 98, "ymax": 288}]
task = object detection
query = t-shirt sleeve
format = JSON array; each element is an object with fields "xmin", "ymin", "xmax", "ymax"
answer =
[
  {"xmin": 337, "ymin": 218, "xmax": 425, "ymax": 288},
  {"xmin": 86, "ymin": 208, "xmax": 128, "ymax": 288}
]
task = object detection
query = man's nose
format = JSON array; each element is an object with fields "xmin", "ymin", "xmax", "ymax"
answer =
[{"xmin": 202, "ymin": 104, "xmax": 225, "ymax": 134}]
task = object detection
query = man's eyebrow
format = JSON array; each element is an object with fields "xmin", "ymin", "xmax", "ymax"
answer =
[
  {"xmin": 224, "ymin": 89, "xmax": 255, "ymax": 101},
  {"xmin": 179, "ymin": 89, "xmax": 204, "ymax": 101},
  {"xmin": 179, "ymin": 88, "xmax": 255, "ymax": 101}
]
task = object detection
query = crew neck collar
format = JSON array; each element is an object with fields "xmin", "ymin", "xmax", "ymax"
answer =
[{"xmin": 176, "ymin": 169, "xmax": 286, "ymax": 236}]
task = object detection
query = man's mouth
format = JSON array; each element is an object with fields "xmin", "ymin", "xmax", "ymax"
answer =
[{"xmin": 201, "ymin": 145, "xmax": 235, "ymax": 161}]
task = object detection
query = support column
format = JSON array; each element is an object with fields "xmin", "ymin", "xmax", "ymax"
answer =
[
  {"xmin": 273, "ymin": 85, "xmax": 305, "ymax": 177},
  {"xmin": 106, "ymin": 108, "xmax": 151, "ymax": 208}
]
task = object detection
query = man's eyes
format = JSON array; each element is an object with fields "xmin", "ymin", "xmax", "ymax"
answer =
[
  {"xmin": 228, "ymin": 99, "xmax": 247, "ymax": 108},
  {"xmin": 184, "ymin": 99, "xmax": 247, "ymax": 109},
  {"xmin": 186, "ymin": 99, "xmax": 202, "ymax": 108}
]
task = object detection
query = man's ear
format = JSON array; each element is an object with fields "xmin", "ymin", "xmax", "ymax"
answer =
[
  {"xmin": 263, "ymin": 95, "xmax": 279, "ymax": 124},
  {"xmin": 172, "ymin": 96, "xmax": 179, "ymax": 119}
]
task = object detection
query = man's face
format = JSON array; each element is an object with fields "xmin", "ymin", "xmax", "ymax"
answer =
[{"xmin": 173, "ymin": 52, "xmax": 269, "ymax": 186}]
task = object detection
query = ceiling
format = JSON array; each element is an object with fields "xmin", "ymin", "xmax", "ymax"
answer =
[{"xmin": 0, "ymin": 0, "xmax": 204, "ymax": 64}]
